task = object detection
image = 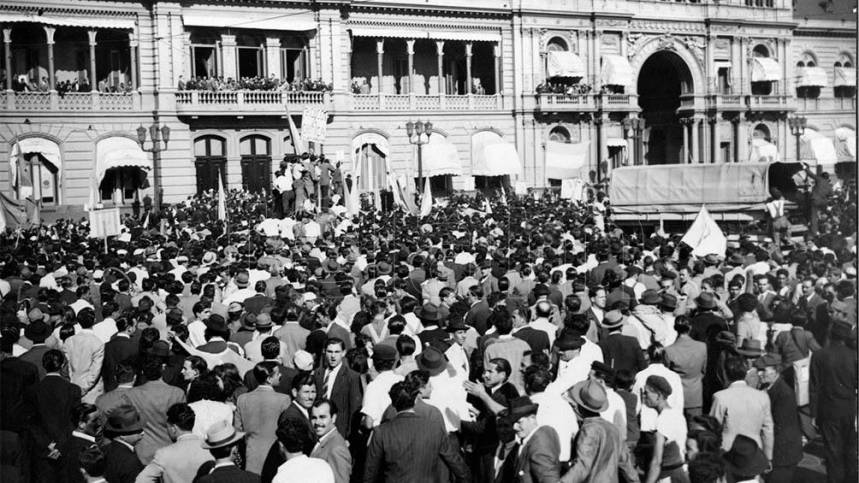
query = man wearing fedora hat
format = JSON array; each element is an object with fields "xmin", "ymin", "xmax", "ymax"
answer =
[
  {"xmin": 710, "ymin": 355, "xmax": 773, "ymax": 467},
  {"xmin": 507, "ymin": 396, "xmax": 561, "ymax": 483},
  {"xmin": 195, "ymin": 420, "xmax": 258, "ymax": 483},
  {"xmin": 598, "ymin": 310, "xmax": 647, "ymax": 377},
  {"xmin": 416, "ymin": 303, "xmax": 448, "ymax": 348},
  {"xmin": 562, "ymin": 380, "xmax": 637, "ymax": 483},
  {"xmin": 102, "ymin": 404, "xmax": 145, "ymax": 483},
  {"xmin": 754, "ymin": 353, "xmax": 802, "ymax": 483},
  {"xmin": 722, "ymin": 435, "xmax": 769, "ymax": 483}
]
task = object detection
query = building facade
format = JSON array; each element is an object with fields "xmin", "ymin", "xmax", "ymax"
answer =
[{"xmin": 0, "ymin": 0, "xmax": 855, "ymax": 214}]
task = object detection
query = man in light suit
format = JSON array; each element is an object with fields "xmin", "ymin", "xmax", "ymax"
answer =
[
  {"xmin": 274, "ymin": 307, "xmax": 310, "ymax": 367},
  {"xmin": 63, "ymin": 308, "xmax": 105, "ymax": 403},
  {"xmin": 235, "ymin": 361, "xmax": 291, "ymax": 475},
  {"xmin": 314, "ymin": 338, "xmax": 362, "ymax": 438},
  {"xmin": 510, "ymin": 397, "xmax": 561, "ymax": 483},
  {"xmin": 135, "ymin": 403, "xmax": 213, "ymax": 483},
  {"xmin": 310, "ymin": 399, "xmax": 352, "ymax": 483},
  {"xmin": 709, "ymin": 354, "xmax": 774, "ymax": 464},
  {"xmin": 123, "ymin": 351, "xmax": 186, "ymax": 465},
  {"xmin": 664, "ymin": 318, "xmax": 708, "ymax": 418}
]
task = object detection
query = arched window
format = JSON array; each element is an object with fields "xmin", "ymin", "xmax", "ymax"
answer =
[
  {"xmin": 751, "ymin": 45, "xmax": 775, "ymax": 95},
  {"xmin": 835, "ymin": 53, "xmax": 856, "ymax": 99},
  {"xmin": 11, "ymin": 137, "xmax": 62, "ymax": 205},
  {"xmin": 351, "ymin": 132, "xmax": 389, "ymax": 193},
  {"xmin": 753, "ymin": 123, "xmax": 771, "ymax": 142},
  {"xmin": 549, "ymin": 126, "xmax": 571, "ymax": 143},
  {"xmin": 753, "ymin": 45, "xmax": 770, "ymax": 58},
  {"xmin": 546, "ymin": 37, "xmax": 568, "ymax": 52},
  {"xmin": 239, "ymin": 135, "xmax": 272, "ymax": 193},
  {"xmin": 194, "ymin": 135, "xmax": 226, "ymax": 195},
  {"xmin": 796, "ymin": 61, "xmax": 805, "ymax": 68}
]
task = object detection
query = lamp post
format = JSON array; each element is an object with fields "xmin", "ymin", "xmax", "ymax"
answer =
[
  {"xmin": 406, "ymin": 119, "xmax": 432, "ymax": 193},
  {"xmin": 788, "ymin": 116, "xmax": 807, "ymax": 163},
  {"xmin": 137, "ymin": 123, "xmax": 170, "ymax": 212}
]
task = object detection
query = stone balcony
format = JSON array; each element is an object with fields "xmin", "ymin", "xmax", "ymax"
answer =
[
  {"xmin": 350, "ymin": 93, "xmax": 504, "ymax": 111},
  {"xmin": 598, "ymin": 93, "xmax": 639, "ymax": 112},
  {"xmin": 535, "ymin": 93, "xmax": 596, "ymax": 112},
  {"xmin": 707, "ymin": 93, "xmax": 746, "ymax": 111},
  {"xmin": 795, "ymin": 96, "xmax": 856, "ymax": 113},
  {"xmin": 175, "ymin": 90, "xmax": 330, "ymax": 116},
  {"xmin": 746, "ymin": 94, "xmax": 795, "ymax": 112},
  {"xmin": 0, "ymin": 91, "xmax": 141, "ymax": 112}
]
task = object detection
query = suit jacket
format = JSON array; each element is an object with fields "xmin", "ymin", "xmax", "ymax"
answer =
[
  {"xmin": 461, "ymin": 382, "xmax": 519, "ymax": 454},
  {"xmin": 314, "ymin": 365, "xmax": 362, "ymax": 438},
  {"xmin": 664, "ymin": 335, "xmax": 707, "ymax": 409},
  {"xmin": 194, "ymin": 463, "xmax": 261, "ymax": 483},
  {"xmin": 104, "ymin": 440, "xmax": 144, "ymax": 483},
  {"xmin": 464, "ymin": 300, "xmax": 492, "ymax": 335},
  {"xmin": 599, "ymin": 333, "xmax": 646, "ymax": 375},
  {"xmin": 561, "ymin": 417, "xmax": 637, "ymax": 483},
  {"xmin": 513, "ymin": 327, "xmax": 550, "ymax": 355},
  {"xmin": 0, "ymin": 355, "xmax": 39, "ymax": 432},
  {"xmin": 23, "ymin": 374, "xmax": 82, "ymax": 451},
  {"xmin": 102, "ymin": 334, "xmax": 138, "ymax": 392},
  {"xmin": 123, "ymin": 379, "xmax": 186, "ymax": 465},
  {"xmin": 515, "ymin": 425, "xmax": 560, "ymax": 483},
  {"xmin": 363, "ymin": 411, "xmax": 470, "ymax": 483},
  {"xmin": 709, "ymin": 381, "xmax": 774, "ymax": 460},
  {"xmin": 810, "ymin": 342, "xmax": 857, "ymax": 421},
  {"xmin": 259, "ymin": 401, "xmax": 317, "ymax": 483},
  {"xmin": 274, "ymin": 323, "xmax": 310, "ymax": 367},
  {"xmin": 236, "ymin": 386, "xmax": 291, "ymax": 474},
  {"xmin": 95, "ymin": 386, "xmax": 133, "ymax": 415},
  {"xmin": 311, "ymin": 429, "xmax": 352, "ymax": 483},
  {"xmin": 59, "ymin": 433, "xmax": 97, "ymax": 483},
  {"xmin": 767, "ymin": 377, "xmax": 803, "ymax": 467},
  {"xmin": 63, "ymin": 329, "xmax": 105, "ymax": 402},
  {"xmin": 136, "ymin": 433, "xmax": 213, "ymax": 483},
  {"xmin": 20, "ymin": 344, "xmax": 51, "ymax": 380},
  {"xmin": 244, "ymin": 294, "xmax": 273, "ymax": 315},
  {"xmin": 243, "ymin": 362, "xmax": 296, "ymax": 395}
]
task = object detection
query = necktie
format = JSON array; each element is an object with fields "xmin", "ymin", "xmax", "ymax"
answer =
[{"xmin": 322, "ymin": 370, "xmax": 331, "ymax": 397}]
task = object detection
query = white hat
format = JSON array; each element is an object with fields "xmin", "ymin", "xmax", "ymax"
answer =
[
  {"xmin": 93, "ymin": 269, "xmax": 105, "ymax": 280},
  {"xmin": 302, "ymin": 292, "xmax": 318, "ymax": 302},
  {"xmin": 293, "ymin": 350, "xmax": 314, "ymax": 371}
]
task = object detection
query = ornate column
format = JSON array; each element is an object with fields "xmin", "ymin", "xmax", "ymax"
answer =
[
  {"xmin": 493, "ymin": 43, "xmax": 501, "ymax": 95},
  {"xmin": 182, "ymin": 32, "xmax": 191, "ymax": 79},
  {"xmin": 88, "ymin": 30, "xmax": 98, "ymax": 91},
  {"xmin": 712, "ymin": 115, "xmax": 721, "ymax": 163},
  {"xmin": 739, "ymin": 36, "xmax": 748, "ymax": 95},
  {"xmin": 221, "ymin": 34, "xmax": 237, "ymax": 80},
  {"xmin": 44, "ymin": 26, "xmax": 56, "ymax": 90},
  {"xmin": 593, "ymin": 29, "xmax": 602, "ymax": 91},
  {"xmin": 375, "ymin": 39, "xmax": 384, "ymax": 94},
  {"xmin": 436, "ymin": 40, "xmax": 445, "ymax": 95},
  {"xmin": 465, "ymin": 42, "xmax": 473, "ymax": 95},
  {"xmin": 681, "ymin": 118, "xmax": 690, "ymax": 163},
  {"xmin": 3, "ymin": 28, "xmax": 11, "ymax": 91},
  {"xmin": 691, "ymin": 117, "xmax": 700, "ymax": 163},
  {"xmin": 129, "ymin": 32, "xmax": 139, "ymax": 90},
  {"xmin": 266, "ymin": 38, "xmax": 281, "ymax": 79},
  {"xmin": 406, "ymin": 39, "xmax": 415, "ymax": 95}
]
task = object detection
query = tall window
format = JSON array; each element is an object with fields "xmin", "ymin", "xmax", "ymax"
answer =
[
  {"xmin": 20, "ymin": 153, "xmax": 59, "ymax": 205},
  {"xmin": 835, "ymin": 57, "xmax": 856, "ymax": 99},
  {"xmin": 281, "ymin": 48, "xmax": 307, "ymax": 82},
  {"xmin": 237, "ymin": 47, "xmax": 262, "ymax": 78},
  {"xmin": 240, "ymin": 135, "xmax": 271, "ymax": 193},
  {"xmin": 192, "ymin": 45, "xmax": 219, "ymax": 78},
  {"xmin": 751, "ymin": 46, "xmax": 774, "ymax": 95},
  {"xmin": 194, "ymin": 136, "xmax": 226, "ymax": 195},
  {"xmin": 355, "ymin": 143, "xmax": 387, "ymax": 192}
]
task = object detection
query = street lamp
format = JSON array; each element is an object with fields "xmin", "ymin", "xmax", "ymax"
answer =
[
  {"xmin": 788, "ymin": 116, "xmax": 807, "ymax": 163},
  {"xmin": 406, "ymin": 119, "xmax": 432, "ymax": 193},
  {"xmin": 137, "ymin": 123, "xmax": 171, "ymax": 211}
]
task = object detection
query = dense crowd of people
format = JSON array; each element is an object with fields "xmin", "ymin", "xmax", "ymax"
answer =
[
  {"xmin": 535, "ymin": 81, "xmax": 594, "ymax": 96},
  {"xmin": 178, "ymin": 75, "xmax": 333, "ymax": 93},
  {"xmin": 0, "ymin": 164, "xmax": 856, "ymax": 483}
]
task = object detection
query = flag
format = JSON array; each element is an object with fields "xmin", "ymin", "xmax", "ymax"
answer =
[
  {"xmin": 28, "ymin": 199, "xmax": 40, "ymax": 226},
  {"xmin": 0, "ymin": 191, "xmax": 30, "ymax": 231},
  {"xmin": 681, "ymin": 205, "xmax": 727, "ymax": 257},
  {"xmin": 420, "ymin": 177, "xmax": 433, "ymax": 218},
  {"xmin": 484, "ymin": 197, "xmax": 493, "ymax": 215},
  {"xmin": 17, "ymin": 154, "xmax": 33, "ymax": 200},
  {"xmin": 401, "ymin": 177, "xmax": 419, "ymax": 215},
  {"xmin": 217, "ymin": 174, "xmax": 226, "ymax": 221},
  {"xmin": 499, "ymin": 185, "xmax": 508, "ymax": 206},
  {"xmin": 287, "ymin": 114, "xmax": 307, "ymax": 154},
  {"xmin": 344, "ymin": 179, "xmax": 360, "ymax": 217}
]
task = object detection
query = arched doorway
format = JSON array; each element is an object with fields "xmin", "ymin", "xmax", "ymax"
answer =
[{"xmin": 637, "ymin": 51, "xmax": 693, "ymax": 165}]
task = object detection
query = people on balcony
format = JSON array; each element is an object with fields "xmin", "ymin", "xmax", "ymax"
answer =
[
  {"xmin": 9, "ymin": 74, "xmax": 130, "ymax": 95},
  {"xmin": 535, "ymin": 80, "xmax": 593, "ymax": 95},
  {"xmin": 178, "ymin": 75, "xmax": 332, "ymax": 92}
]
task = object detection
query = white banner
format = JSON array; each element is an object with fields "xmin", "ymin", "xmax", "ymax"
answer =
[
  {"xmin": 88, "ymin": 208, "xmax": 122, "ymax": 239},
  {"xmin": 301, "ymin": 107, "xmax": 328, "ymax": 144}
]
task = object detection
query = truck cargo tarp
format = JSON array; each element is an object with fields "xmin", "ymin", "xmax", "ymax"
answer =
[{"xmin": 609, "ymin": 163, "xmax": 769, "ymax": 214}]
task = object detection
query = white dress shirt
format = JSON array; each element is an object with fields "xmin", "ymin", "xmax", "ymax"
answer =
[
  {"xmin": 530, "ymin": 391, "xmax": 578, "ymax": 462},
  {"xmin": 634, "ymin": 363, "xmax": 685, "ymax": 431},
  {"xmin": 272, "ymin": 455, "xmax": 334, "ymax": 483},
  {"xmin": 361, "ymin": 370, "xmax": 404, "ymax": 427}
]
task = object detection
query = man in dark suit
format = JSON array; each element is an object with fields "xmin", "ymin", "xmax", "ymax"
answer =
[
  {"xmin": 20, "ymin": 320, "xmax": 52, "ymax": 380},
  {"xmin": 314, "ymin": 338, "xmax": 362, "ymax": 438},
  {"xmin": 102, "ymin": 404, "xmax": 145, "ymax": 483},
  {"xmin": 102, "ymin": 317, "xmax": 138, "ymax": 392},
  {"xmin": 363, "ymin": 381, "xmax": 470, "ymax": 482},
  {"xmin": 462, "ymin": 358, "xmax": 519, "ymax": 482},
  {"xmin": 0, "ymin": 325, "xmax": 39, "ymax": 435},
  {"xmin": 417, "ymin": 304, "xmax": 448, "ymax": 347},
  {"xmin": 59, "ymin": 403, "xmax": 100, "ymax": 483},
  {"xmin": 598, "ymin": 311, "xmax": 646, "ymax": 375},
  {"xmin": 260, "ymin": 373, "xmax": 318, "ymax": 482},
  {"xmin": 509, "ymin": 397, "xmax": 560, "ymax": 483},
  {"xmin": 755, "ymin": 354, "xmax": 802, "ymax": 483},
  {"xmin": 243, "ymin": 281, "xmax": 273, "ymax": 315},
  {"xmin": 810, "ymin": 320, "xmax": 858, "ymax": 483},
  {"xmin": 23, "ymin": 349, "xmax": 82, "ymax": 483},
  {"xmin": 464, "ymin": 286, "xmax": 492, "ymax": 335},
  {"xmin": 195, "ymin": 420, "xmax": 259, "ymax": 483}
]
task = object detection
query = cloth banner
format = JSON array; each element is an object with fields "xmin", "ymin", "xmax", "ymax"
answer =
[
  {"xmin": 546, "ymin": 141, "xmax": 589, "ymax": 180},
  {"xmin": 681, "ymin": 205, "xmax": 727, "ymax": 257},
  {"xmin": 88, "ymin": 208, "xmax": 122, "ymax": 239},
  {"xmin": 560, "ymin": 178, "xmax": 586, "ymax": 201},
  {"xmin": 0, "ymin": 191, "xmax": 34, "ymax": 231},
  {"xmin": 301, "ymin": 107, "xmax": 328, "ymax": 144}
]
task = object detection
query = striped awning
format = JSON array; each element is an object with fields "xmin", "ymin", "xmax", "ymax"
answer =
[
  {"xmin": 601, "ymin": 55, "xmax": 633, "ymax": 87},
  {"xmin": 751, "ymin": 58, "xmax": 781, "ymax": 82},
  {"xmin": 547, "ymin": 51, "xmax": 586, "ymax": 78},
  {"xmin": 0, "ymin": 12, "xmax": 135, "ymax": 29},
  {"xmin": 350, "ymin": 26, "xmax": 501, "ymax": 42},
  {"xmin": 182, "ymin": 10, "xmax": 316, "ymax": 31},
  {"xmin": 795, "ymin": 66, "xmax": 828, "ymax": 88},
  {"xmin": 834, "ymin": 67, "xmax": 856, "ymax": 87}
]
